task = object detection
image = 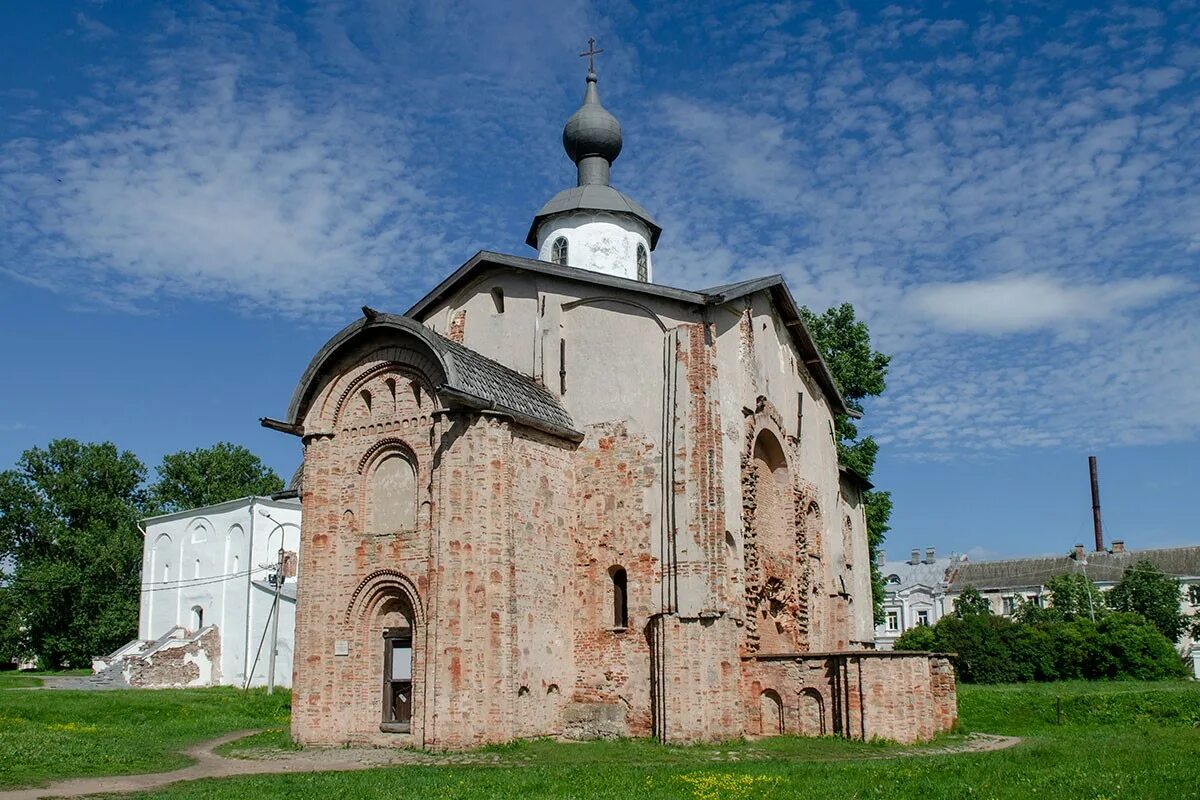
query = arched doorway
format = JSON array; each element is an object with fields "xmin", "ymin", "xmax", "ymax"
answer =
[{"xmin": 378, "ymin": 593, "xmax": 415, "ymax": 732}]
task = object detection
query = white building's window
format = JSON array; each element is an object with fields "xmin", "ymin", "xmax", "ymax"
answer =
[
  {"xmin": 1026, "ymin": 594, "xmax": 1041, "ymax": 607},
  {"xmin": 551, "ymin": 236, "xmax": 569, "ymax": 266},
  {"xmin": 917, "ymin": 610, "xmax": 930, "ymax": 626},
  {"xmin": 886, "ymin": 611, "xmax": 899, "ymax": 631},
  {"xmin": 1002, "ymin": 596, "xmax": 1017, "ymax": 616},
  {"xmin": 636, "ymin": 244, "xmax": 648, "ymax": 281}
]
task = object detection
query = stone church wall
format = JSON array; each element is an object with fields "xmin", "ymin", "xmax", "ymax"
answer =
[
  {"xmin": 567, "ymin": 422, "xmax": 659, "ymax": 738},
  {"xmin": 286, "ymin": 270, "xmax": 954, "ymax": 750}
]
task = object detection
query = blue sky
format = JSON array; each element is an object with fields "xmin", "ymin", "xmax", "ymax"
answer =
[{"xmin": 1, "ymin": 1, "xmax": 1197, "ymax": 561}]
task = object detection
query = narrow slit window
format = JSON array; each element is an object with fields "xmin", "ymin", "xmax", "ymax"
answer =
[
  {"xmin": 636, "ymin": 244, "xmax": 648, "ymax": 281},
  {"xmin": 491, "ymin": 287, "xmax": 505, "ymax": 313},
  {"xmin": 551, "ymin": 236, "xmax": 569, "ymax": 265},
  {"xmin": 611, "ymin": 567, "xmax": 628, "ymax": 628}
]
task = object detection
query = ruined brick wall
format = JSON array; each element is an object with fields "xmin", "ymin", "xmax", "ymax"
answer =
[
  {"xmin": 123, "ymin": 627, "xmax": 221, "ymax": 688},
  {"xmin": 742, "ymin": 653, "xmax": 957, "ymax": 744},
  {"xmin": 857, "ymin": 654, "xmax": 958, "ymax": 742}
]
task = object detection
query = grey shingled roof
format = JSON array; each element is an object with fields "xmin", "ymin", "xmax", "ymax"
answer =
[
  {"xmin": 434, "ymin": 329, "xmax": 577, "ymax": 433},
  {"xmin": 283, "ymin": 313, "xmax": 579, "ymax": 441},
  {"xmin": 949, "ymin": 546, "xmax": 1200, "ymax": 591},
  {"xmin": 527, "ymin": 184, "xmax": 661, "ymax": 249}
]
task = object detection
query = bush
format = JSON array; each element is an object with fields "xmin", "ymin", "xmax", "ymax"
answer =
[
  {"xmin": 913, "ymin": 611, "xmax": 1186, "ymax": 683},
  {"xmin": 893, "ymin": 624, "xmax": 936, "ymax": 651}
]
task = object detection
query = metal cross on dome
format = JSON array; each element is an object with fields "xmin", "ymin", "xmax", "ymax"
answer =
[{"xmin": 579, "ymin": 37, "xmax": 603, "ymax": 73}]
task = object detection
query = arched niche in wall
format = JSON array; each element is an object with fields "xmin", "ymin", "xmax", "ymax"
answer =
[
  {"xmin": 360, "ymin": 441, "xmax": 419, "ymax": 536},
  {"xmin": 759, "ymin": 689, "xmax": 784, "ymax": 735},
  {"xmin": 225, "ymin": 524, "xmax": 244, "ymax": 575},
  {"xmin": 152, "ymin": 533, "xmax": 173, "ymax": 583}
]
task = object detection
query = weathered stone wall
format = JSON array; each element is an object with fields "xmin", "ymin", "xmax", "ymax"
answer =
[
  {"xmin": 651, "ymin": 614, "xmax": 743, "ymax": 742},
  {"xmin": 510, "ymin": 428, "xmax": 578, "ymax": 739}
]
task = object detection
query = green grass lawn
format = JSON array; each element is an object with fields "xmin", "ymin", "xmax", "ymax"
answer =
[
  {"xmin": 141, "ymin": 680, "xmax": 1200, "ymax": 800},
  {"xmin": 3, "ymin": 680, "xmax": 1199, "ymax": 798},
  {"xmin": 0, "ymin": 687, "xmax": 289, "ymax": 789}
]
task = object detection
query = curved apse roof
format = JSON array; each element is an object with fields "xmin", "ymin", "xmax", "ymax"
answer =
[
  {"xmin": 283, "ymin": 313, "xmax": 579, "ymax": 441},
  {"xmin": 526, "ymin": 184, "xmax": 662, "ymax": 249}
]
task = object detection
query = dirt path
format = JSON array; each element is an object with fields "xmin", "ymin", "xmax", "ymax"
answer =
[{"xmin": 0, "ymin": 731, "xmax": 1021, "ymax": 799}]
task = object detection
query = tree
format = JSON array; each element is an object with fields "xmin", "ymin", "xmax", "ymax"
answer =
[
  {"xmin": 801, "ymin": 303, "xmax": 892, "ymax": 623},
  {"xmin": 953, "ymin": 586, "xmax": 992, "ymax": 618},
  {"xmin": 0, "ymin": 440, "xmax": 146, "ymax": 667},
  {"xmin": 1045, "ymin": 572, "xmax": 1105, "ymax": 622},
  {"xmin": 150, "ymin": 442, "xmax": 284, "ymax": 514},
  {"xmin": 1107, "ymin": 560, "xmax": 1186, "ymax": 642}
]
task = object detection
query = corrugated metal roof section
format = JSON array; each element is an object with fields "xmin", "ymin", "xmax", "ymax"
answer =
[{"xmin": 949, "ymin": 546, "xmax": 1200, "ymax": 590}]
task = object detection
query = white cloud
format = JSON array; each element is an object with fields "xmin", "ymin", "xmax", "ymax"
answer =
[{"xmin": 910, "ymin": 275, "xmax": 1188, "ymax": 334}]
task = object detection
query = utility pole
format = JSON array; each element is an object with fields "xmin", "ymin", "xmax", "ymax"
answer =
[
  {"xmin": 260, "ymin": 510, "xmax": 286, "ymax": 695},
  {"xmin": 267, "ymin": 543, "xmax": 283, "ymax": 695}
]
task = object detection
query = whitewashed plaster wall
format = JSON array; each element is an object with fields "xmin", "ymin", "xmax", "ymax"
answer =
[{"xmin": 535, "ymin": 211, "xmax": 652, "ymax": 282}]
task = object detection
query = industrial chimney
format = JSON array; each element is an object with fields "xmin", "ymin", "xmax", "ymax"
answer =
[{"xmin": 1088, "ymin": 456, "xmax": 1104, "ymax": 552}]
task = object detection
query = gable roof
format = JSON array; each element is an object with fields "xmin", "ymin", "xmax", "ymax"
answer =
[
  {"xmin": 948, "ymin": 546, "xmax": 1200, "ymax": 591},
  {"xmin": 278, "ymin": 313, "xmax": 580, "ymax": 442},
  {"xmin": 404, "ymin": 250, "xmax": 851, "ymax": 416}
]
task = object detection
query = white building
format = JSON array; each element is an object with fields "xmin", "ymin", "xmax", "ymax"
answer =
[
  {"xmin": 874, "ymin": 548, "xmax": 954, "ymax": 650},
  {"xmin": 98, "ymin": 495, "xmax": 301, "ymax": 688}
]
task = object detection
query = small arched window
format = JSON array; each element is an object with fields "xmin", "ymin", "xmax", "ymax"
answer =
[
  {"xmin": 551, "ymin": 236, "xmax": 569, "ymax": 266},
  {"xmin": 191, "ymin": 606, "xmax": 204, "ymax": 631},
  {"xmin": 636, "ymin": 244, "xmax": 648, "ymax": 282},
  {"xmin": 610, "ymin": 566, "xmax": 628, "ymax": 628}
]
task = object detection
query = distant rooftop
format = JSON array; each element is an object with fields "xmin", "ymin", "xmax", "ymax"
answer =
[{"xmin": 948, "ymin": 545, "xmax": 1200, "ymax": 591}]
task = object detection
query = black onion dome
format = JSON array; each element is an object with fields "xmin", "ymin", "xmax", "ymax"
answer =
[{"xmin": 562, "ymin": 72, "xmax": 622, "ymax": 164}]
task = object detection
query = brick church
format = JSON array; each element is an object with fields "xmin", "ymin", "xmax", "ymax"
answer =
[{"xmin": 264, "ymin": 60, "xmax": 956, "ymax": 749}]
